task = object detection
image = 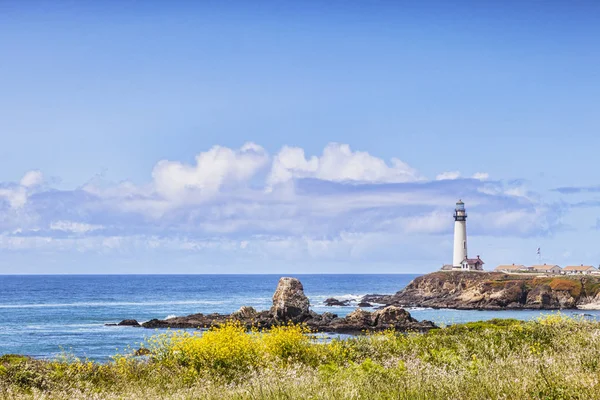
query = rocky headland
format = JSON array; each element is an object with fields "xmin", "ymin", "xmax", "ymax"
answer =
[
  {"xmin": 362, "ymin": 271, "xmax": 600, "ymax": 310},
  {"xmin": 110, "ymin": 277, "xmax": 436, "ymax": 333}
]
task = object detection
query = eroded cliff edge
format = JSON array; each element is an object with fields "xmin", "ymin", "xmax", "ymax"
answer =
[{"xmin": 365, "ymin": 272, "xmax": 600, "ymax": 310}]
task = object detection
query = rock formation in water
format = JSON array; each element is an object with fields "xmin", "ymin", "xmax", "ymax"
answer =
[
  {"xmin": 113, "ymin": 277, "xmax": 436, "ymax": 333},
  {"xmin": 324, "ymin": 298, "xmax": 352, "ymax": 307},
  {"xmin": 271, "ymin": 277, "xmax": 311, "ymax": 321},
  {"xmin": 118, "ymin": 319, "xmax": 141, "ymax": 327},
  {"xmin": 363, "ymin": 271, "xmax": 600, "ymax": 310}
]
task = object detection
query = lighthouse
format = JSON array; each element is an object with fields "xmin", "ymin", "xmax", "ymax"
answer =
[
  {"xmin": 452, "ymin": 200, "xmax": 468, "ymax": 267},
  {"xmin": 441, "ymin": 199, "xmax": 484, "ymax": 271}
]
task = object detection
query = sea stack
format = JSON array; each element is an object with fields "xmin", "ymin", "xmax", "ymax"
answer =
[
  {"xmin": 122, "ymin": 276, "xmax": 437, "ymax": 333},
  {"xmin": 270, "ymin": 277, "xmax": 310, "ymax": 322}
]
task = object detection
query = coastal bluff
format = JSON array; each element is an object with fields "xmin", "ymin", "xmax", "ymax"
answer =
[
  {"xmin": 364, "ymin": 271, "xmax": 600, "ymax": 310},
  {"xmin": 111, "ymin": 277, "xmax": 436, "ymax": 333}
]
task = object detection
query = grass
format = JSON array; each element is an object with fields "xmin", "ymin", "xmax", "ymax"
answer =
[
  {"xmin": 1, "ymin": 315, "xmax": 600, "ymax": 399},
  {"xmin": 547, "ymin": 278, "xmax": 582, "ymax": 297}
]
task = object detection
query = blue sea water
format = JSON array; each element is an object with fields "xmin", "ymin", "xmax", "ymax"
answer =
[{"xmin": 1, "ymin": 274, "xmax": 599, "ymax": 362}]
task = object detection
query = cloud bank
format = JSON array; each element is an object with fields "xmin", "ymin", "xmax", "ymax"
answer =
[
  {"xmin": 268, "ymin": 143, "xmax": 421, "ymax": 188},
  {"xmin": 0, "ymin": 143, "xmax": 560, "ymax": 263}
]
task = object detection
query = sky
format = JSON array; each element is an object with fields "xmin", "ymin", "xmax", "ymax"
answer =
[{"xmin": 0, "ymin": 0, "xmax": 599, "ymax": 274}]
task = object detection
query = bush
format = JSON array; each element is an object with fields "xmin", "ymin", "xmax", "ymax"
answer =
[
  {"xmin": 149, "ymin": 321, "xmax": 264, "ymax": 378},
  {"xmin": 3, "ymin": 315, "xmax": 600, "ymax": 399},
  {"xmin": 262, "ymin": 323, "xmax": 319, "ymax": 365}
]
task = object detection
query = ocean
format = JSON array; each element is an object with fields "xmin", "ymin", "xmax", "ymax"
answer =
[{"xmin": 1, "ymin": 274, "xmax": 599, "ymax": 362}]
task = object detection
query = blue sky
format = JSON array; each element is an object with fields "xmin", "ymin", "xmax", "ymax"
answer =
[{"xmin": 0, "ymin": 1, "xmax": 599, "ymax": 273}]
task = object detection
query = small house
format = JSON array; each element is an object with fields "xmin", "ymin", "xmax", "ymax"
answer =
[
  {"xmin": 494, "ymin": 264, "xmax": 531, "ymax": 273},
  {"xmin": 460, "ymin": 256, "xmax": 484, "ymax": 271},
  {"xmin": 530, "ymin": 264, "xmax": 562, "ymax": 274},
  {"xmin": 563, "ymin": 265, "xmax": 598, "ymax": 275}
]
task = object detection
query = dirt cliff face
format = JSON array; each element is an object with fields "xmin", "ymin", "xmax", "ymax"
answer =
[{"xmin": 381, "ymin": 272, "xmax": 600, "ymax": 310}]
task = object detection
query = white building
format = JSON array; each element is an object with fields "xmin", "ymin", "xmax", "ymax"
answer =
[
  {"xmin": 461, "ymin": 256, "xmax": 485, "ymax": 271},
  {"xmin": 531, "ymin": 264, "xmax": 562, "ymax": 274},
  {"xmin": 495, "ymin": 264, "xmax": 531, "ymax": 273},
  {"xmin": 563, "ymin": 265, "xmax": 598, "ymax": 275},
  {"xmin": 453, "ymin": 200, "xmax": 467, "ymax": 267},
  {"xmin": 441, "ymin": 200, "xmax": 484, "ymax": 272}
]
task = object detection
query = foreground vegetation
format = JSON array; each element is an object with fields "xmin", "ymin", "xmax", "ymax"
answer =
[{"xmin": 2, "ymin": 315, "xmax": 600, "ymax": 399}]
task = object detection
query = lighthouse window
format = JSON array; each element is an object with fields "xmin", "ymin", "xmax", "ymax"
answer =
[{"xmin": 463, "ymin": 241, "xmax": 466, "ymax": 250}]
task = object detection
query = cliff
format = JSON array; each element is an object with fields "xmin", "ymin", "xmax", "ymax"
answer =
[{"xmin": 366, "ymin": 272, "xmax": 600, "ymax": 310}]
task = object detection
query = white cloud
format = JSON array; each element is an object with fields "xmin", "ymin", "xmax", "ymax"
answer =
[
  {"xmin": 50, "ymin": 221, "xmax": 104, "ymax": 234},
  {"xmin": 400, "ymin": 211, "xmax": 451, "ymax": 234},
  {"xmin": 477, "ymin": 209, "xmax": 540, "ymax": 235},
  {"xmin": 0, "ymin": 142, "xmax": 558, "ymax": 262},
  {"xmin": 268, "ymin": 143, "xmax": 420, "ymax": 187},
  {"xmin": 477, "ymin": 181, "xmax": 530, "ymax": 199},
  {"xmin": 435, "ymin": 171, "xmax": 461, "ymax": 181},
  {"xmin": 0, "ymin": 187, "xmax": 27, "ymax": 209},
  {"xmin": 435, "ymin": 171, "xmax": 489, "ymax": 181},
  {"xmin": 20, "ymin": 170, "xmax": 44, "ymax": 188},
  {"xmin": 0, "ymin": 170, "xmax": 45, "ymax": 209},
  {"xmin": 0, "ymin": 234, "xmax": 245, "ymax": 254},
  {"xmin": 504, "ymin": 186, "xmax": 528, "ymax": 197},
  {"xmin": 268, "ymin": 146, "xmax": 319, "ymax": 187},
  {"xmin": 152, "ymin": 142, "xmax": 269, "ymax": 202}
]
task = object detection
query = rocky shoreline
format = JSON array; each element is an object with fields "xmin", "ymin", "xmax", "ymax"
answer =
[
  {"xmin": 108, "ymin": 277, "xmax": 437, "ymax": 333},
  {"xmin": 109, "ymin": 272, "xmax": 600, "ymax": 334},
  {"xmin": 358, "ymin": 271, "xmax": 600, "ymax": 310}
]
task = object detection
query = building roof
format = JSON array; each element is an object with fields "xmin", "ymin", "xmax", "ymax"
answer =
[
  {"xmin": 531, "ymin": 264, "xmax": 561, "ymax": 270},
  {"xmin": 464, "ymin": 257, "xmax": 484, "ymax": 264},
  {"xmin": 564, "ymin": 265, "xmax": 597, "ymax": 271},
  {"xmin": 495, "ymin": 264, "xmax": 526, "ymax": 271}
]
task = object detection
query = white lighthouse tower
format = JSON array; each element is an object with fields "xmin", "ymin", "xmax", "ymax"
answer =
[
  {"xmin": 452, "ymin": 200, "xmax": 468, "ymax": 267},
  {"xmin": 441, "ymin": 199, "xmax": 484, "ymax": 271}
]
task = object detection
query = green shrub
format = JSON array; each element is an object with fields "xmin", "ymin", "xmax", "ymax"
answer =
[{"xmin": 3, "ymin": 315, "xmax": 600, "ymax": 399}]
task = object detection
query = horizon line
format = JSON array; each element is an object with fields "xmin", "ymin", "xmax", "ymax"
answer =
[{"xmin": 0, "ymin": 272, "xmax": 425, "ymax": 276}]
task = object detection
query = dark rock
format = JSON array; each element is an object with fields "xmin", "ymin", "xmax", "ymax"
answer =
[
  {"xmin": 142, "ymin": 319, "xmax": 174, "ymax": 329},
  {"xmin": 345, "ymin": 308, "xmax": 373, "ymax": 326},
  {"xmin": 117, "ymin": 277, "xmax": 437, "ymax": 334},
  {"xmin": 231, "ymin": 306, "xmax": 259, "ymax": 320},
  {"xmin": 372, "ymin": 306, "xmax": 413, "ymax": 327},
  {"xmin": 357, "ymin": 302, "xmax": 373, "ymax": 308},
  {"xmin": 133, "ymin": 347, "xmax": 151, "ymax": 356},
  {"xmin": 118, "ymin": 319, "xmax": 141, "ymax": 327},
  {"xmin": 361, "ymin": 294, "xmax": 394, "ymax": 305},
  {"xmin": 321, "ymin": 312, "xmax": 338, "ymax": 323},
  {"xmin": 324, "ymin": 298, "xmax": 351, "ymax": 306},
  {"xmin": 324, "ymin": 306, "xmax": 436, "ymax": 333}
]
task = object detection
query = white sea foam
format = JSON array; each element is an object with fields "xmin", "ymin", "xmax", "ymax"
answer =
[
  {"xmin": 317, "ymin": 294, "xmax": 366, "ymax": 304},
  {"xmin": 0, "ymin": 300, "xmax": 227, "ymax": 309},
  {"xmin": 164, "ymin": 315, "xmax": 178, "ymax": 320},
  {"xmin": 23, "ymin": 323, "xmax": 102, "ymax": 333},
  {"xmin": 336, "ymin": 294, "xmax": 364, "ymax": 301}
]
